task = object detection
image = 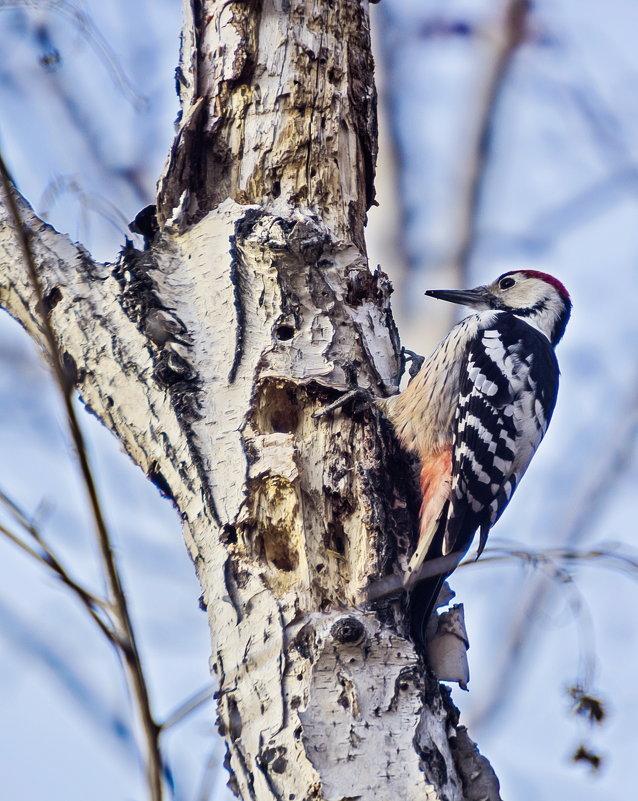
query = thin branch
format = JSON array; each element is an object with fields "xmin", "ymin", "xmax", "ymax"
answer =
[
  {"xmin": 0, "ymin": 154, "xmax": 163, "ymax": 801},
  {"xmin": 39, "ymin": 174, "xmax": 133, "ymax": 237},
  {"xmin": 0, "ymin": 521, "xmax": 52, "ymax": 569},
  {"xmin": 0, "ymin": 491, "xmax": 118, "ymax": 644},
  {"xmin": 463, "ymin": 540, "xmax": 638, "ymax": 579},
  {"xmin": 446, "ymin": 0, "xmax": 529, "ymax": 287},
  {"xmin": 468, "ymin": 382, "xmax": 638, "ymax": 731},
  {"xmin": 459, "ymin": 540, "xmax": 638, "ymax": 580},
  {"xmin": 91, "ymin": 536, "xmax": 637, "ymax": 704},
  {"xmin": 366, "ymin": 550, "xmax": 469, "ymax": 604},
  {"xmin": 481, "ymin": 545, "xmax": 599, "ymax": 690},
  {"xmin": 194, "ymin": 749, "xmax": 224, "ymax": 801},
  {"xmin": 0, "ymin": 0, "xmax": 146, "ymax": 108},
  {"xmin": 0, "ymin": 491, "xmax": 106, "ymax": 605},
  {"xmin": 160, "ymin": 685, "xmax": 215, "ymax": 731}
]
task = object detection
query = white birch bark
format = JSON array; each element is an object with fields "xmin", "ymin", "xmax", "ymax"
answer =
[{"xmin": 0, "ymin": 2, "xmax": 502, "ymax": 800}]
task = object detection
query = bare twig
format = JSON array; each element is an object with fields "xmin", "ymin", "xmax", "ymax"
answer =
[
  {"xmin": 160, "ymin": 685, "xmax": 215, "ymax": 731},
  {"xmin": 195, "ymin": 749, "xmax": 224, "ymax": 801},
  {"xmin": 366, "ymin": 550, "xmax": 469, "ymax": 604},
  {"xmin": 0, "ymin": 0, "xmax": 146, "ymax": 108},
  {"xmin": 0, "ymin": 154, "xmax": 163, "ymax": 801},
  {"xmin": 39, "ymin": 175, "xmax": 133, "ymax": 236},
  {"xmin": 462, "ymin": 540, "xmax": 638, "ymax": 579},
  {"xmin": 446, "ymin": 0, "xmax": 529, "ymax": 288},
  {"xmin": 0, "ymin": 520, "xmax": 118, "ymax": 643},
  {"xmin": 0, "ymin": 521, "xmax": 53, "ymax": 570},
  {"xmin": 0, "ymin": 489, "xmax": 118, "ymax": 645},
  {"xmin": 174, "ymin": 537, "xmax": 638, "ymax": 697},
  {"xmin": 0, "ymin": 490, "xmax": 106, "ymax": 606},
  {"xmin": 468, "ymin": 383, "xmax": 638, "ymax": 731}
]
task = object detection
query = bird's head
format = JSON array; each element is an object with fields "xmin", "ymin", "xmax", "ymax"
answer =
[{"xmin": 426, "ymin": 270, "xmax": 571, "ymax": 345}]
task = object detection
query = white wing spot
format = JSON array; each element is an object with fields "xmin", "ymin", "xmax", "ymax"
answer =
[
  {"xmin": 465, "ymin": 452, "xmax": 491, "ymax": 484},
  {"xmin": 493, "ymin": 456, "xmax": 510, "ymax": 473}
]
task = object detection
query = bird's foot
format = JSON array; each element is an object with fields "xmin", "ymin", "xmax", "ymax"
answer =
[{"xmin": 402, "ymin": 347, "xmax": 425, "ymax": 379}]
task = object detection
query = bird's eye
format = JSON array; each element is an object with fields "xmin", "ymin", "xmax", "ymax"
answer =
[{"xmin": 499, "ymin": 277, "xmax": 515, "ymax": 290}]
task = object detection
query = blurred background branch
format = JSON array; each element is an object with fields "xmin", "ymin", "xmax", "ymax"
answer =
[
  {"xmin": 0, "ymin": 150, "xmax": 164, "ymax": 801},
  {"xmin": 1, "ymin": 0, "xmax": 638, "ymax": 799},
  {"xmin": 466, "ymin": 373, "xmax": 638, "ymax": 733}
]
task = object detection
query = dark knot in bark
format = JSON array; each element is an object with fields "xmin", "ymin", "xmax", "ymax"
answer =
[{"xmin": 330, "ymin": 616, "xmax": 366, "ymax": 646}]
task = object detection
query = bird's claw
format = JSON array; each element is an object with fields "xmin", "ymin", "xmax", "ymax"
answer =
[{"xmin": 402, "ymin": 348, "xmax": 425, "ymax": 379}]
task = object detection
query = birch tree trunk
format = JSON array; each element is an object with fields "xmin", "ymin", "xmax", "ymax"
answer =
[{"xmin": 0, "ymin": 2, "xmax": 501, "ymax": 799}]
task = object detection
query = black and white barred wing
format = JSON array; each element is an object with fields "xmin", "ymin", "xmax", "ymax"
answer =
[{"xmin": 443, "ymin": 318, "xmax": 560, "ymax": 558}]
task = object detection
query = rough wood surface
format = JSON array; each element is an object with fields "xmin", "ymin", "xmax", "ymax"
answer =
[
  {"xmin": 157, "ymin": 0, "xmax": 377, "ymax": 251},
  {"xmin": 0, "ymin": 1, "xmax": 502, "ymax": 799}
]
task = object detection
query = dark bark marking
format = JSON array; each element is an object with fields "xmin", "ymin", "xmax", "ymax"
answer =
[
  {"xmin": 112, "ymin": 240, "xmax": 223, "ymax": 524},
  {"xmin": 223, "ymin": 746, "xmax": 241, "ymax": 799},
  {"xmin": 386, "ymin": 665, "xmax": 421, "ymax": 712},
  {"xmin": 231, "ymin": 741, "xmax": 258, "ymax": 801},
  {"xmin": 257, "ymin": 734, "xmax": 286, "ymax": 801},
  {"xmin": 147, "ymin": 462, "xmax": 175, "ymax": 503},
  {"xmin": 448, "ymin": 726, "xmax": 503, "ymax": 801},
  {"xmin": 415, "ymin": 741, "xmax": 449, "ymax": 792},
  {"xmin": 43, "ymin": 285, "xmax": 62, "ymax": 311},
  {"xmin": 228, "ymin": 208, "xmax": 265, "ymax": 382},
  {"xmin": 128, "ymin": 204, "xmax": 159, "ymax": 250},
  {"xmin": 227, "ymin": 695, "xmax": 243, "ymax": 741},
  {"xmin": 224, "ymin": 556, "xmax": 245, "ymax": 624},
  {"xmin": 290, "ymin": 623, "xmax": 317, "ymax": 662},
  {"xmin": 331, "ymin": 616, "xmax": 365, "ymax": 645}
]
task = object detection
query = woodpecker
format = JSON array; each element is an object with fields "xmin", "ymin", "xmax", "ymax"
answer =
[{"xmin": 380, "ymin": 270, "xmax": 571, "ymax": 646}]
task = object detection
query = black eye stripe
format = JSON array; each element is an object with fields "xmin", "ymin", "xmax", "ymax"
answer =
[{"xmin": 499, "ymin": 277, "xmax": 515, "ymax": 289}]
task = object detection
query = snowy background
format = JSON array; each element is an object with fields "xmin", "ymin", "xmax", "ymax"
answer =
[{"xmin": 1, "ymin": 1, "xmax": 637, "ymax": 799}]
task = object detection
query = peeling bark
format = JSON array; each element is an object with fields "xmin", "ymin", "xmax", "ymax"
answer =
[
  {"xmin": 158, "ymin": 0, "xmax": 377, "ymax": 249},
  {"xmin": 0, "ymin": 1, "xmax": 502, "ymax": 799}
]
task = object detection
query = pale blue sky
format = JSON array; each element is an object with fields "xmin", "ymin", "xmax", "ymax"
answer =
[{"xmin": 1, "ymin": 1, "xmax": 637, "ymax": 799}]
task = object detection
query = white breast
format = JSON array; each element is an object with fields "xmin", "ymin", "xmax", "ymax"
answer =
[{"xmin": 380, "ymin": 311, "xmax": 499, "ymax": 459}]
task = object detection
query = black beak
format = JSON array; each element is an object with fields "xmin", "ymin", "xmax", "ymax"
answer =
[{"xmin": 425, "ymin": 286, "xmax": 492, "ymax": 310}]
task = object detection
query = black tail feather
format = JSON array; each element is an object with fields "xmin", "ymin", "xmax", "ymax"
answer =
[{"xmin": 409, "ymin": 574, "xmax": 446, "ymax": 650}]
